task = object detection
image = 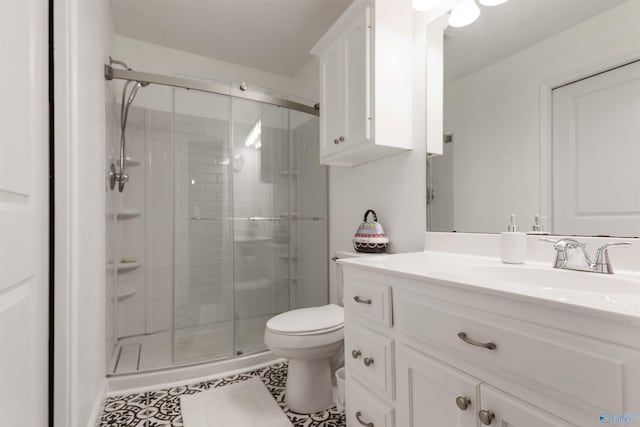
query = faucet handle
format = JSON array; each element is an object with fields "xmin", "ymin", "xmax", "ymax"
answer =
[{"xmin": 593, "ymin": 242, "xmax": 631, "ymax": 274}]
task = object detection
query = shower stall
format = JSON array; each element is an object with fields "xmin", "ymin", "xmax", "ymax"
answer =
[{"xmin": 105, "ymin": 64, "xmax": 328, "ymax": 375}]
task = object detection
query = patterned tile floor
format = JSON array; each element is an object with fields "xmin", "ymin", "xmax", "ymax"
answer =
[{"xmin": 99, "ymin": 361, "xmax": 346, "ymax": 427}]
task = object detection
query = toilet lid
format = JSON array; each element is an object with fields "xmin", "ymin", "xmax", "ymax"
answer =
[{"xmin": 266, "ymin": 304, "xmax": 344, "ymax": 335}]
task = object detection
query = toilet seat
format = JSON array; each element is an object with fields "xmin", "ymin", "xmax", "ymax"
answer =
[{"xmin": 266, "ymin": 304, "xmax": 344, "ymax": 336}]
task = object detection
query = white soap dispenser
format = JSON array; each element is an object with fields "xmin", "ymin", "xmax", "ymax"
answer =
[{"xmin": 501, "ymin": 214, "xmax": 526, "ymax": 264}]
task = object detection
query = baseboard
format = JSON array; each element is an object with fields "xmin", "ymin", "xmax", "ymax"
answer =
[{"xmin": 87, "ymin": 379, "xmax": 107, "ymax": 427}]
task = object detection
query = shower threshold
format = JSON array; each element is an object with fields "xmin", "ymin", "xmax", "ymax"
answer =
[{"xmin": 110, "ymin": 315, "xmax": 272, "ymax": 375}]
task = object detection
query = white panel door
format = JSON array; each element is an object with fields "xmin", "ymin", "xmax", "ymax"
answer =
[
  {"xmin": 396, "ymin": 346, "xmax": 480, "ymax": 427},
  {"xmin": 0, "ymin": 0, "xmax": 49, "ymax": 426},
  {"xmin": 479, "ymin": 385, "xmax": 576, "ymax": 427},
  {"xmin": 552, "ymin": 61, "xmax": 640, "ymax": 236},
  {"xmin": 342, "ymin": 6, "xmax": 371, "ymax": 151},
  {"xmin": 319, "ymin": 38, "xmax": 343, "ymax": 158}
]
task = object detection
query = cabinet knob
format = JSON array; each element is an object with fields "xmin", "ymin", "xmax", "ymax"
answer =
[
  {"xmin": 339, "ymin": 136, "xmax": 345, "ymax": 142},
  {"xmin": 363, "ymin": 357, "xmax": 374, "ymax": 367},
  {"xmin": 479, "ymin": 410, "xmax": 495, "ymax": 425},
  {"xmin": 455, "ymin": 396, "xmax": 471, "ymax": 411},
  {"xmin": 334, "ymin": 138, "xmax": 340, "ymax": 144},
  {"xmin": 351, "ymin": 349, "xmax": 362, "ymax": 359}
]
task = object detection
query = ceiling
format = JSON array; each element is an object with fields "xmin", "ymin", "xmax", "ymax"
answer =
[
  {"xmin": 444, "ymin": 0, "xmax": 629, "ymax": 83},
  {"xmin": 110, "ymin": 0, "xmax": 353, "ymax": 77}
]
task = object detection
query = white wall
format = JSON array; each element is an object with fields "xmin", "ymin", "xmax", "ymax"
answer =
[
  {"xmin": 55, "ymin": 0, "xmax": 114, "ymax": 426},
  {"xmin": 442, "ymin": 0, "xmax": 640, "ymax": 234},
  {"xmin": 114, "ymin": 36, "xmax": 300, "ymax": 97}
]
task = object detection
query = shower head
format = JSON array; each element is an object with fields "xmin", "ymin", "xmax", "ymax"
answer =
[{"xmin": 115, "ymin": 79, "xmax": 148, "ymax": 192}]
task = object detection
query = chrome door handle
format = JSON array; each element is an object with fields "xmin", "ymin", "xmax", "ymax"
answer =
[
  {"xmin": 351, "ymin": 350, "xmax": 362, "ymax": 359},
  {"xmin": 479, "ymin": 410, "xmax": 495, "ymax": 425},
  {"xmin": 353, "ymin": 296, "xmax": 372, "ymax": 305},
  {"xmin": 363, "ymin": 357, "xmax": 374, "ymax": 367},
  {"xmin": 456, "ymin": 396, "xmax": 471, "ymax": 411},
  {"xmin": 355, "ymin": 411, "xmax": 374, "ymax": 427},
  {"xmin": 458, "ymin": 332, "xmax": 497, "ymax": 350}
]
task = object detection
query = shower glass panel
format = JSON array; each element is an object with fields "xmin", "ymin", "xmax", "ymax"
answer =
[
  {"xmin": 172, "ymin": 89, "xmax": 235, "ymax": 365},
  {"xmin": 106, "ymin": 74, "xmax": 327, "ymax": 375},
  {"xmin": 231, "ymin": 99, "xmax": 291, "ymax": 355},
  {"xmin": 289, "ymin": 110, "xmax": 328, "ymax": 309}
]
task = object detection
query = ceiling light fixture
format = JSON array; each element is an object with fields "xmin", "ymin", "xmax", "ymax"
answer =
[
  {"xmin": 411, "ymin": 0, "xmax": 443, "ymax": 12},
  {"xmin": 478, "ymin": 0, "xmax": 509, "ymax": 5},
  {"xmin": 448, "ymin": 0, "xmax": 481, "ymax": 28}
]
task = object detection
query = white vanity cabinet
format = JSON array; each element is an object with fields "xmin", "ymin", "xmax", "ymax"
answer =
[
  {"xmin": 312, "ymin": 0, "xmax": 414, "ymax": 167},
  {"xmin": 396, "ymin": 346, "xmax": 480, "ymax": 427},
  {"xmin": 341, "ymin": 264, "xmax": 640, "ymax": 427},
  {"xmin": 396, "ymin": 347, "xmax": 575, "ymax": 427}
]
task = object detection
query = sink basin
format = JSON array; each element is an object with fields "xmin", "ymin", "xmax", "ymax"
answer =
[{"xmin": 465, "ymin": 264, "xmax": 640, "ymax": 295}]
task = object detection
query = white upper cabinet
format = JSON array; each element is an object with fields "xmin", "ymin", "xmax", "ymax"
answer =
[{"xmin": 312, "ymin": 0, "xmax": 414, "ymax": 167}]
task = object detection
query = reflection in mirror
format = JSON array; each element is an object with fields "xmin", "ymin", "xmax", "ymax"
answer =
[{"xmin": 427, "ymin": 0, "xmax": 640, "ymax": 238}]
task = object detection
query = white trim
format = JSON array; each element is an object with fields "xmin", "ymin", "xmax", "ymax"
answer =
[
  {"xmin": 53, "ymin": 0, "xmax": 76, "ymax": 425},
  {"xmin": 538, "ymin": 50, "xmax": 640, "ymax": 235},
  {"xmin": 87, "ymin": 380, "xmax": 107, "ymax": 427}
]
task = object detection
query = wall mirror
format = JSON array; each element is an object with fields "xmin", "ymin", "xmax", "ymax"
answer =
[{"xmin": 427, "ymin": 0, "xmax": 640, "ymax": 238}]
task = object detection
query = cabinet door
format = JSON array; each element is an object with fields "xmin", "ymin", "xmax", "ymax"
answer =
[
  {"xmin": 396, "ymin": 346, "xmax": 480, "ymax": 427},
  {"xmin": 342, "ymin": 6, "xmax": 372, "ymax": 150},
  {"xmin": 319, "ymin": 38, "xmax": 343, "ymax": 158},
  {"xmin": 479, "ymin": 385, "xmax": 576, "ymax": 427}
]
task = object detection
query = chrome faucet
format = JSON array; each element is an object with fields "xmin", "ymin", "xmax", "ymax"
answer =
[{"xmin": 541, "ymin": 238, "xmax": 630, "ymax": 274}]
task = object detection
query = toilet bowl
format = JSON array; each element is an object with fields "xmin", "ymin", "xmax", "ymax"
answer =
[{"xmin": 264, "ymin": 304, "xmax": 344, "ymax": 414}]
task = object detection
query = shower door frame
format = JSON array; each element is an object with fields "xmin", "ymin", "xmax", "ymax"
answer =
[
  {"xmin": 104, "ymin": 68, "xmax": 328, "ymax": 376},
  {"xmin": 104, "ymin": 65, "xmax": 320, "ymax": 117}
]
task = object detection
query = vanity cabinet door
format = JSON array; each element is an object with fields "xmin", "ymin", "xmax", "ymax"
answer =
[
  {"xmin": 479, "ymin": 384, "xmax": 577, "ymax": 427},
  {"xmin": 396, "ymin": 345, "xmax": 480, "ymax": 427},
  {"xmin": 319, "ymin": 37, "xmax": 343, "ymax": 159}
]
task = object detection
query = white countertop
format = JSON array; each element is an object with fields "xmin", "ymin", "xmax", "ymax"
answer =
[{"xmin": 338, "ymin": 250, "xmax": 640, "ymax": 323}]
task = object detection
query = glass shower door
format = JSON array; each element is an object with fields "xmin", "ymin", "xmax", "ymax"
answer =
[
  {"xmin": 231, "ymin": 98, "xmax": 291, "ymax": 355},
  {"xmin": 172, "ymin": 88, "xmax": 235, "ymax": 365}
]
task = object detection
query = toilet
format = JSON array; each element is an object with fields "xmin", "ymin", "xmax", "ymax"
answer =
[
  {"xmin": 264, "ymin": 251, "xmax": 359, "ymax": 414},
  {"xmin": 264, "ymin": 304, "xmax": 344, "ymax": 413}
]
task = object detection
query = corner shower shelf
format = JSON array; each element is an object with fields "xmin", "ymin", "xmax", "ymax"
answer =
[
  {"xmin": 116, "ymin": 210, "xmax": 142, "ymax": 220},
  {"xmin": 125, "ymin": 157, "xmax": 141, "ymax": 166},
  {"xmin": 117, "ymin": 287, "xmax": 137, "ymax": 301},
  {"xmin": 116, "ymin": 262, "xmax": 142, "ymax": 272}
]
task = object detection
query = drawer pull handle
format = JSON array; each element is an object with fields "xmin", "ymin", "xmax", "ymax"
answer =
[
  {"xmin": 458, "ymin": 332, "xmax": 497, "ymax": 350},
  {"xmin": 479, "ymin": 410, "xmax": 495, "ymax": 425},
  {"xmin": 354, "ymin": 296, "xmax": 372, "ymax": 305},
  {"xmin": 355, "ymin": 411, "xmax": 374, "ymax": 427},
  {"xmin": 363, "ymin": 357, "xmax": 374, "ymax": 367},
  {"xmin": 351, "ymin": 350, "xmax": 362, "ymax": 359},
  {"xmin": 455, "ymin": 396, "xmax": 471, "ymax": 411}
]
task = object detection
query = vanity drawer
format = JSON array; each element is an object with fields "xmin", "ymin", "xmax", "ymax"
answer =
[
  {"xmin": 344, "ymin": 275, "xmax": 393, "ymax": 326},
  {"xmin": 346, "ymin": 377, "xmax": 395, "ymax": 427},
  {"xmin": 345, "ymin": 321, "xmax": 395, "ymax": 399},
  {"xmin": 396, "ymin": 289, "xmax": 640, "ymax": 412}
]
